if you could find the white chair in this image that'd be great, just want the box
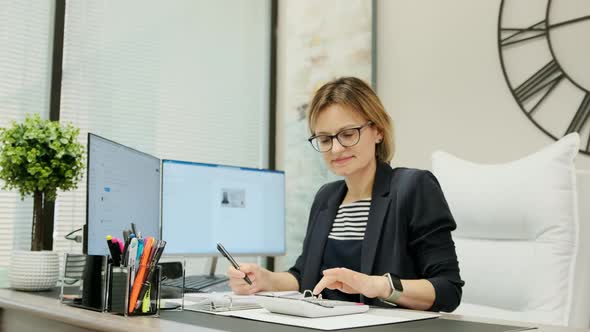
[570,170,590,327]
[432,133,590,327]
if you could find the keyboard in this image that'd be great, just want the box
[199,280,231,293]
[162,275,229,293]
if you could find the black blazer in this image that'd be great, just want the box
[288,162,464,312]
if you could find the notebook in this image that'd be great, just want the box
[182,291,261,313]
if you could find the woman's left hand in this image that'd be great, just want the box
[312,267,389,299]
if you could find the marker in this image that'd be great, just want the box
[113,237,124,253]
[106,235,121,266]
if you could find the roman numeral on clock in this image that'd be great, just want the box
[565,93,590,150]
[501,20,547,47]
[513,60,564,115]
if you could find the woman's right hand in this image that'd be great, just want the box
[227,263,271,295]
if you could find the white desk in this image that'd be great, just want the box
[0,288,587,332]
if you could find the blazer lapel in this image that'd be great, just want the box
[361,162,393,275]
[301,182,347,291]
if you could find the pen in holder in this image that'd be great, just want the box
[108,263,162,317]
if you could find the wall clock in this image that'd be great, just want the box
[498,0,590,155]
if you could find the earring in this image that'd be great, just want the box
[376,139,382,144]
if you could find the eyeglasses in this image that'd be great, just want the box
[308,122,373,152]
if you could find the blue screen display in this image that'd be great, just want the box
[161,160,285,255]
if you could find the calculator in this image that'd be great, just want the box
[255,294,369,318]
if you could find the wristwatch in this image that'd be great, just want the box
[379,273,403,305]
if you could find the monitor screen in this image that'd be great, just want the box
[85,134,161,255]
[161,160,285,256]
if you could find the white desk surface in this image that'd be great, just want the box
[0,288,588,332]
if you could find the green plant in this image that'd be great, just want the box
[0,114,85,251]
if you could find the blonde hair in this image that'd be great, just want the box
[307,77,395,163]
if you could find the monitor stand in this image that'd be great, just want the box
[208,256,218,278]
[206,257,228,282]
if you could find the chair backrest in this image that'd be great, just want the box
[432,134,588,327]
[59,253,87,302]
[569,170,590,328]
[63,253,86,283]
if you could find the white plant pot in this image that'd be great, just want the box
[9,250,59,291]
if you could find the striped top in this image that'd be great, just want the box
[328,199,371,241]
[321,198,371,302]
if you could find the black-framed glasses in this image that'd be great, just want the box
[308,122,373,152]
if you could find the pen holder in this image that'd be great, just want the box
[107,264,162,317]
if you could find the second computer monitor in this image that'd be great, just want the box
[161,160,285,256]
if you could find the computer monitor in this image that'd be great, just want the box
[85,134,161,255]
[161,159,285,256]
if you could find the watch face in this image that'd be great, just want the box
[390,273,403,292]
[499,0,590,155]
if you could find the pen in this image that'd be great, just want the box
[127,237,139,287]
[216,242,252,285]
[122,233,135,265]
[122,230,130,253]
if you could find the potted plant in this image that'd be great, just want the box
[0,114,84,291]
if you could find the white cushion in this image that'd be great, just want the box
[432,133,580,326]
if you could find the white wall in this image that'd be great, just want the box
[377,0,590,170]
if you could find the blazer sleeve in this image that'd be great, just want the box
[286,184,327,290]
[405,170,464,312]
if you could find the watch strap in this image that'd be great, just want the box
[379,273,403,305]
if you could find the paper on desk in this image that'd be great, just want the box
[224,308,440,330]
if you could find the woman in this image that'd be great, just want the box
[227,77,463,312]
